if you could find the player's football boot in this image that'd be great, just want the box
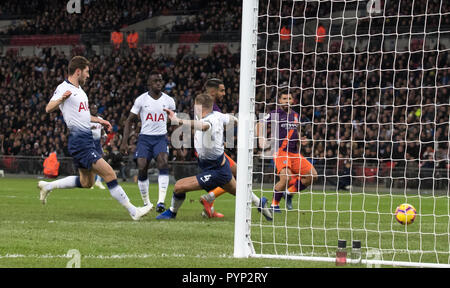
[156,208,177,220]
[156,202,166,213]
[38,181,51,205]
[199,196,214,218]
[258,197,273,221]
[94,180,106,190]
[201,209,224,218]
[210,206,224,218]
[212,211,224,218]
[131,203,153,221]
[283,192,294,210]
[270,205,282,213]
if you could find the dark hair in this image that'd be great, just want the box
[203,78,223,91]
[195,93,214,109]
[68,56,90,75]
[150,70,161,77]
[278,88,292,98]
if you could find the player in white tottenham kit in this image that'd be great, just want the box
[156,94,273,221]
[90,103,106,190]
[121,70,176,213]
[38,56,152,220]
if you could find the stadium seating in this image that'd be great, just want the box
[0,0,448,179]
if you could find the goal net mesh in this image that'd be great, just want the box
[248,0,450,266]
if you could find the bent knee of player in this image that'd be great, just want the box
[157,162,169,171]
[80,176,95,188]
[278,173,289,184]
[94,162,117,183]
[230,164,237,176]
[156,154,169,169]
[173,182,187,194]
[101,171,117,183]
[302,169,318,186]
[275,177,288,191]
[223,179,236,195]
[136,158,148,170]
[301,176,313,187]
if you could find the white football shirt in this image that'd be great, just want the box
[130,92,176,135]
[51,80,91,133]
[194,111,231,160]
[91,116,103,141]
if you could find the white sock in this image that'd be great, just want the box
[109,184,137,216]
[170,193,185,213]
[138,179,150,205]
[251,192,260,207]
[205,192,216,202]
[46,176,79,190]
[158,174,169,204]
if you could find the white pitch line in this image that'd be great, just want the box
[0,248,446,261]
[0,253,235,260]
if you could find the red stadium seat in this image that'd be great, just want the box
[364,167,378,183]
[178,33,201,43]
[10,35,81,46]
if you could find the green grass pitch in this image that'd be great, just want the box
[0,178,448,268]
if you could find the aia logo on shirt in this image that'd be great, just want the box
[78,101,89,112]
[146,113,165,122]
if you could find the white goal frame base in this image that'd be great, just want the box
[250,254,450,268]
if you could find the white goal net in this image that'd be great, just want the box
[235,0,450,267]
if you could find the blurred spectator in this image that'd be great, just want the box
[338,160,352,191]
[164,78,176,93]
[126,30,139,49]
[280,26,291,41]
[43,151,60,178]
[111,29,124,51]
[316,24,326,43]
[420,146,435,169]
[105,145,127,181]
[0,134,4,155]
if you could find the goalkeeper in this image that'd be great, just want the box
[256,90,318,211]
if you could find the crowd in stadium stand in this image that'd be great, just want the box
[0,0,243,36]
[256,38,449,170]
[253,0,450,175]
[0,1,40,18]
[169,0,241,33]
[0,0,203,35]
[0,44,240,164]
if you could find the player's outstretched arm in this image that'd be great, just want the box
[45,90,72,113]
[164,108,210,131]
[91,116,112,133]
[120,112,138,154]
[229,115,238,126]
[255,121,268,150]
[297,125,309,149]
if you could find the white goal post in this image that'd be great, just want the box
[234,0,259,259]
[235,0,450,268]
